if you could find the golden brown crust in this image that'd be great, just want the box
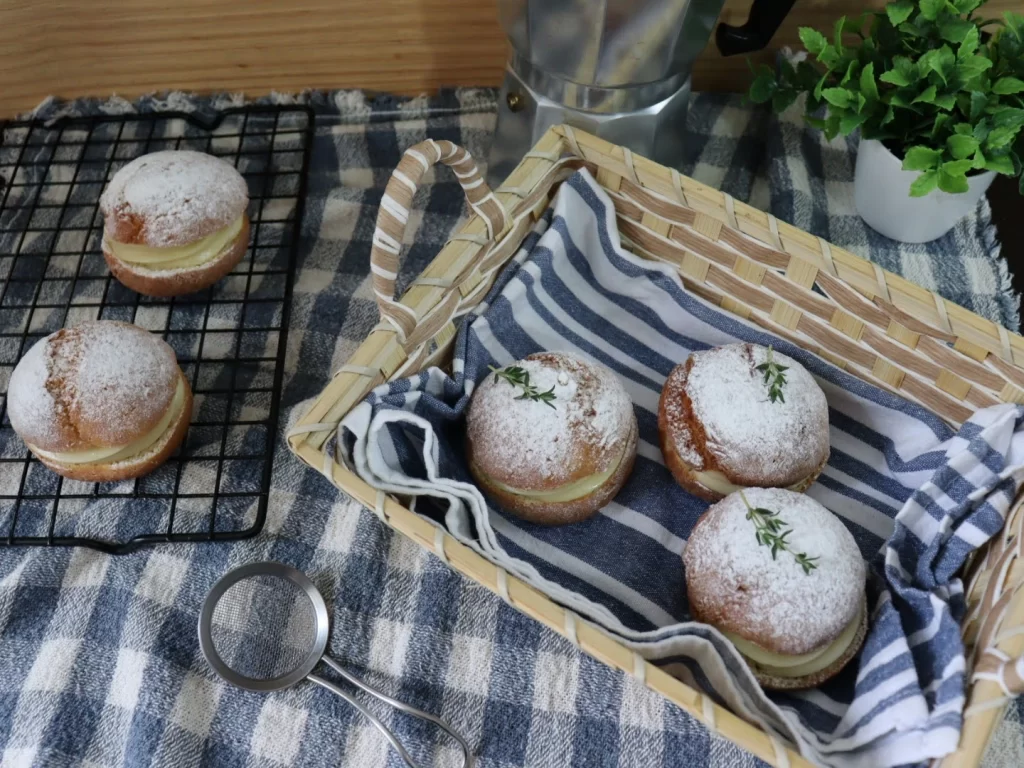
[32,372,193,482]
[748,599,868,691]
[470,418,638,525]
[103,216,249,297]
[467,352,633,492]
[8,321,180,452]
[658,353,828,500]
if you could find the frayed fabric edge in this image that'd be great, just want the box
[28,88,499,125]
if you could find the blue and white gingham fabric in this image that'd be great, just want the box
[1,88,1020,768]
[337,168,1024,768]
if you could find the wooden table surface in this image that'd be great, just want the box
[3,0,1020,117]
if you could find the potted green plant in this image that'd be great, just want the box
[749,0,1024,243]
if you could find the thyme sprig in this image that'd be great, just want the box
[489,365,557,409]
[755,344,789,404]
[738,491,819,575]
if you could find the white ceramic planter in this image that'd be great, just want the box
[853,138,996,243]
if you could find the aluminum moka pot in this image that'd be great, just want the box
[487,0,796,187]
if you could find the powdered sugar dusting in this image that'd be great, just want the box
[8,321,179,451]
[7,339,58,445]
[684,488,866,655]
[685,344,829,485]
[100,150,248,247]
[467,352,634,490]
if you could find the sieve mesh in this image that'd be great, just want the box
[209,573,318,681]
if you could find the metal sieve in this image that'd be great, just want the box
[198,561,472,767]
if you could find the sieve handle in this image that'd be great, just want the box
[319,654,473,767]
[307,672,417,767]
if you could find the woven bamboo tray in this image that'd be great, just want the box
[288,125,1024,768]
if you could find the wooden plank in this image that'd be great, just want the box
[1,0,1018,115]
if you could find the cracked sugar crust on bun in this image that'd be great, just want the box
[659,343,830,500]
[99,150,250,296]
[466,351,638,525]
[100,150,248,248]
[684,488,867,689]
[7,321,192,481]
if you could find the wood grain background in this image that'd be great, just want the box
[0,0,1018,117]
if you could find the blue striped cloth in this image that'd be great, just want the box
[336,169,1024,767]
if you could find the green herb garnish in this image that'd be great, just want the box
[739,491,819,575]
[755,345,789,404]
[489,365,557,409]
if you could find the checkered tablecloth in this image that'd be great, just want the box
[0,89,1020,768]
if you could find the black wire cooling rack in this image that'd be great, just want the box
[0,104,314,554]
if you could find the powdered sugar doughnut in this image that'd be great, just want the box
[466,352,638,525]
[658,343,829,501]
[7,321,192,481]
[100,150,249,297]
[684,488,867,689]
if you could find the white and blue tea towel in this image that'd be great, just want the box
[336,168,1024,767]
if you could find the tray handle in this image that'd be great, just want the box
[370,139,509,341]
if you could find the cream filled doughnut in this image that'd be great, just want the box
[684,488,868,689]
[658,343,830,501]
[100,150,249,297]
[466,352,638,525]
[7,321,193,481]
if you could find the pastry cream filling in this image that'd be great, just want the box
[481,441,629,503]
[694,469,808,497]
[106,214,244,270]
[725,606,864,679]
[29,379,186,465]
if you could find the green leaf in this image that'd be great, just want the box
[993,77,1024,95]
[818,45,841,69]
[841,111,871,134]
[954,122,973,136]
[973,120,991,143]
[750,72,776,104]
[931,113,951,140]
[890,91,923,111]
[772,90,799,113]
[957,55,994,83]
[970,91,988,122]
[938,170,970,194]
[948,134,979,159]
[903,146,944,171]
[1005,12,1024,41]
[953,0,983,12]
[814,73,828,101]
[799,27,827,56]
[881,105,896,126]
[972,148,987,169]
[942,159,973,177]
[824,114,842,141]
[834,16,847,54]
[840,59,858,86]
[959,24,980,58]
[920,0,945,21]
[987,126,1017,150]
[822,88,854,108]
[922,46,956,85]
[886,0,914,26]
[880,69,911,87]
[913,85,938,104]
[985,154,1016,174]
[900,21,924,39]
[992,108,1024,129]
[933,93,957,110]
[860,62,880,102]
[1019,172,1024,196]
[940,18,975,45]
[910,170,940,197]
